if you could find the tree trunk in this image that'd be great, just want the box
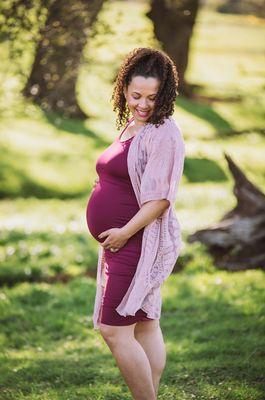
[146,0,200,96]
[218,0,265,18]
[187,153,265,271]
[23,0,105,119]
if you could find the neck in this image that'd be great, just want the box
[132,117,147,130]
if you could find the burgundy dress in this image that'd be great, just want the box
[86,123,153,326]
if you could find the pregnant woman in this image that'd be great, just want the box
[86,47,185,400]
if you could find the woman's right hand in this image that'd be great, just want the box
[93,177,99,189]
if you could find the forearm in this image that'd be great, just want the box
[121,199,169,240]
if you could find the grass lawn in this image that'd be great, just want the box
[0,1,264,399]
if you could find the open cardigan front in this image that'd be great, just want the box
[92,116,185,330]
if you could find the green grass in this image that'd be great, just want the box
[0,0,264,398]
[0,263,264,399]
[0,227,97,286]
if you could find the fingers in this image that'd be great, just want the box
[98,231,109,239]
[92,177,99,189]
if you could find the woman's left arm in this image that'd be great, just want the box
[98,200,169,249]
[122,126,185,239]
[121,199,169,239]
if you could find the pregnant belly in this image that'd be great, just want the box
[86,182,141,243]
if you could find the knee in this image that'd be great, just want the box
[99,324,118,345]
[152,358,166,379]
[157,357,166,374]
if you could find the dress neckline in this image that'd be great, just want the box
[117,117,147,143]
[117,117,135,143]
[118,135,134,143]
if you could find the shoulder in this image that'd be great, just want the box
[148,116,184,147]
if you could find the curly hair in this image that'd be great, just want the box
[110,47,179,130]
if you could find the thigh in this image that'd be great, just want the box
[101,238,153,326]
[99,322,136,340]
[104,233,142,277]
[135,319,160,336]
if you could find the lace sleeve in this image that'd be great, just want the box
[140,122,185,210]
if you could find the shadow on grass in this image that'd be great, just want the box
[43,111,110,148]
[0,109,112,199]
[177,95,233,137]
[0,147,91,199]
[0,137,229,201]
[184,157,228,183]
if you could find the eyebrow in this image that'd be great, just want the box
[132,91,157,96]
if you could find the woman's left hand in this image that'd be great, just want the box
[98,228,129,251]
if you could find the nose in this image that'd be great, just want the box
[138,99,148,109]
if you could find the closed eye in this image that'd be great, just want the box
[132,96,156,101]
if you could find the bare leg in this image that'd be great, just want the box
[100,323,156,400]
[134,320,166,398]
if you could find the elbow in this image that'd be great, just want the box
[161,199,170,209]
[164,199,170,209]
[157,199,170,218]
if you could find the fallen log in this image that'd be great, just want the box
[187,153,265,271]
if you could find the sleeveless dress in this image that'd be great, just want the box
[86,123,153,326]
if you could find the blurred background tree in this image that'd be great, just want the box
[147,0,200,96]
[218,0,265,18]
[0,0,106,118]
[1,0,204,116]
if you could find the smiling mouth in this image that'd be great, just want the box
[136,109,149,116]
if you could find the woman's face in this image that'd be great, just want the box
[123,75,160,123]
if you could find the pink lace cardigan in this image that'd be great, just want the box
[92,115,185,330]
